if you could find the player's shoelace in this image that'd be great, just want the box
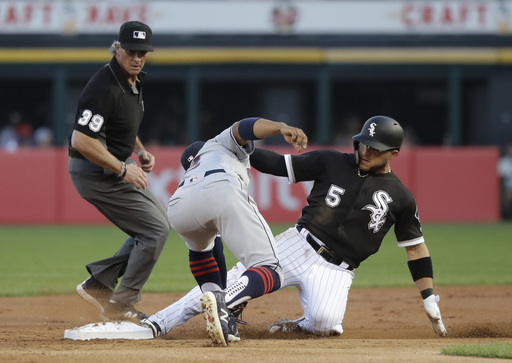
[230,302,247,325]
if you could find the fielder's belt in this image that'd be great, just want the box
[296,225,354,270]
[177,168,226,188]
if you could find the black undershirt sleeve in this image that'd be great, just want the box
[250,148,288,177]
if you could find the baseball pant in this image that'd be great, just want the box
[168,172,281,272]
[69,157,170,305]
[151,227,354,336]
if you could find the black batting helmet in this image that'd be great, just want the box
[180,141,205,170]
[352,116,404,152]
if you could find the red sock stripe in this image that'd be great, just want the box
[189,256,215,267]
[257,267,270,293]
[250,267,274,294]
[250,268,268,293]
[193,267,220,277]
[262,267,275,294]
[189,256,219,278]
[190,261,218,272]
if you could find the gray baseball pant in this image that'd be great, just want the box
[69,157,170,305]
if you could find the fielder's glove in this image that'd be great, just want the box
[423,294,447,337]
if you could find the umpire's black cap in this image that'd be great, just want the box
[118,21,154,52]
[180,141,205,170]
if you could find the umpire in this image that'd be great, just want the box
[68,21,170,322]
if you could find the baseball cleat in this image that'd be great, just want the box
[226,301,247,342]
[141,318,162,338]
[227,313,241,343]
[101,300,149,323]
[201,291,232,346]
[230,301,247,324]
[76,276,113,312]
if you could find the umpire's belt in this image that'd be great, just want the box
[296,225,354,270]
[68,147,86,159]
[178,168,225,188]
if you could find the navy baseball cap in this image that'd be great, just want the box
[118,21,154,52]
[180,141,205,170]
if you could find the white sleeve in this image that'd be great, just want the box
[397,236,425,248]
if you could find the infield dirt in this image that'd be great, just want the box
[1,285,511,362]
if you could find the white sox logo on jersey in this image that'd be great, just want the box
[362,190,393,233]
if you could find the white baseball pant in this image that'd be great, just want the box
[150,227,354,336]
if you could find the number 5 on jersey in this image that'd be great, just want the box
[325,184,345,208]
[78,109,104,133]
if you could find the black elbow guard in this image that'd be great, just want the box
[407,256,433,282]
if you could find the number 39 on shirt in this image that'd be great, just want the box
[78,109,104,132]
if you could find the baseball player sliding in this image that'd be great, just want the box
[145,117,307,346]
[142,115,447,341]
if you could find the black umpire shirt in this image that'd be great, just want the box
[70,56,146,161]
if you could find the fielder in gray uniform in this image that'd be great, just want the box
[146,117,307,346]
[68,21,170,322]
[142,116,447,339]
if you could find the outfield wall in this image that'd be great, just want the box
[0,146,500,224]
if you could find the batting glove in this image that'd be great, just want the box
[423,294,447,337]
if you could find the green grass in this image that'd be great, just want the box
[0,222,511,297]
[354,221,512,288]
[442,343,512,359]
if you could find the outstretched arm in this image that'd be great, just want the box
[406,243,447,337]
[232,117,308,152]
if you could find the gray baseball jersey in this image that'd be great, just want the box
[167,126,280,271]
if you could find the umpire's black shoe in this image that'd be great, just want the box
[101,300,149,324]
[76,276,113,312]
[201,291,233,346]
[141,318,162,338]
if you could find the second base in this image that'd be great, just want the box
[64,321,153,340]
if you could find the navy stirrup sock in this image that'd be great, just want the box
[224,266,281,308]
[189,249,223,292]
[212,236,227,289]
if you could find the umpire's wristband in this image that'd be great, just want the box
[118,161,127,178]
